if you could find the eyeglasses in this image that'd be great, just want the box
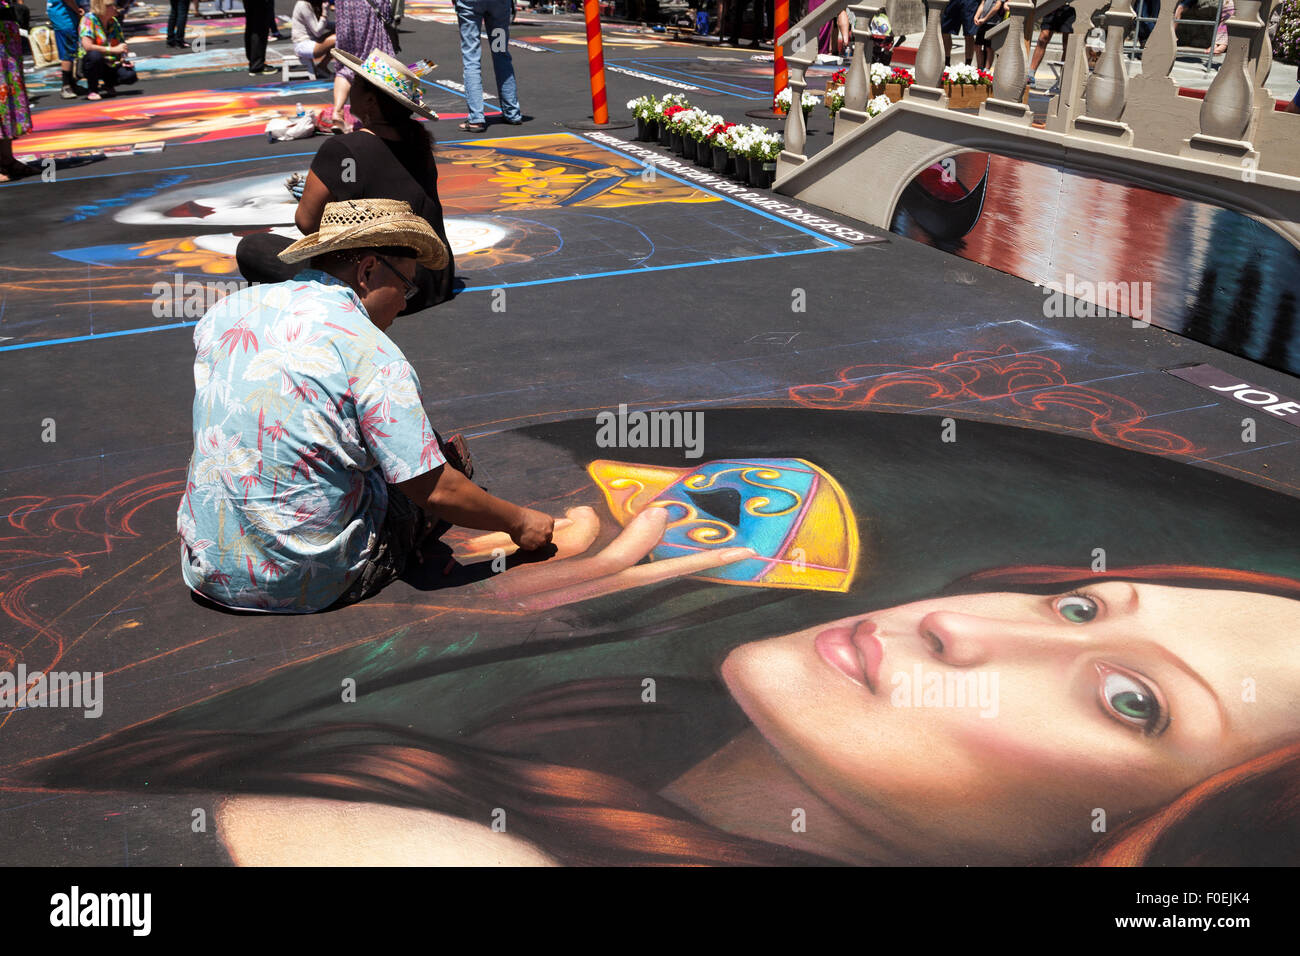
[374,255,419,302]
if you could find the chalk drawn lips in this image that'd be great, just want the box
[815,619,882,694]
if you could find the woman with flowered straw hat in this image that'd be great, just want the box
[236,49,456,310]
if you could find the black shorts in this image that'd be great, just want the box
[941,0,978,35]
[973,20,997,45]
[1041,4,1076,33]
[328,484,437,609]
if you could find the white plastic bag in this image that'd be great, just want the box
[265,112,318,142]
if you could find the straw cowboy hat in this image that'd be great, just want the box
[278,198,449,269]
[332,49,439,121]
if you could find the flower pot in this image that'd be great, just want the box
[884,83,906,102]
[944,82,989,110]
[728,152,744,182]
[658,121,671,146]
[669,131,682,154]
[676,133,691,157]
[635,117,649,141]
[746,156,763,186]
[695,137,711,166]
[871,81,886,97]
[755,161,775,189]
[711,144,730,174]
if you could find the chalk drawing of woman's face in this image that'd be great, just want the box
[115,174,301,227]
[721,583,1300,864]
[115,173,511,258]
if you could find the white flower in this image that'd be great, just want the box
[870,61,891,85]
[943,63,980,84]
[243,316,341,385]
[368,361,422,409]
[866,94,893,117]
[193,425,259,491]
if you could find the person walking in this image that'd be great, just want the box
[244,0,278,74]
[454,0,522,132]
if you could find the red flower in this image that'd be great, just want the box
[218,320,259,356]
[831,68,848,86]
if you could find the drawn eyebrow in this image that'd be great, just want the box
[1145,642,1228,734]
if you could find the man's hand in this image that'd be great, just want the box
[510,507,554,551]
[398,464,558,552]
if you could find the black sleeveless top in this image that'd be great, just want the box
[312,130,456,307]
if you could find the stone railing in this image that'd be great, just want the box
[778,0,1298,180]
[775,1,845,166]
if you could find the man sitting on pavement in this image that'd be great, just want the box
[177,198,554,613]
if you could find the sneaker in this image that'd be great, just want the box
[61,84,80,99]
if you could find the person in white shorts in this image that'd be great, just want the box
[291,0,334,75]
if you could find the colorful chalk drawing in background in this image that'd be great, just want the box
[1,134,843,347]
[892,152,1300,378]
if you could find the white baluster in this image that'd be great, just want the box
[837,3,880,128]
[1073,0,1136,140]
[910,0,948,101]
[1183,0,1264,162]
[982,0,1032,118]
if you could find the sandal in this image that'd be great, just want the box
[458,121,486,132]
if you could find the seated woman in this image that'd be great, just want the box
[77,0,137,101]
[235,49,456,311]
[291,0,335,77]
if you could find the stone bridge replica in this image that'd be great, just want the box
[773,0,1300,250]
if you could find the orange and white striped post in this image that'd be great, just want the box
[774,0,789,101]
[583,0,609,125]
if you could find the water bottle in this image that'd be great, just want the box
[296,102,305,118]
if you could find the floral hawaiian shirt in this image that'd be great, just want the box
[76,12,125,64]
[178,270,445,612]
